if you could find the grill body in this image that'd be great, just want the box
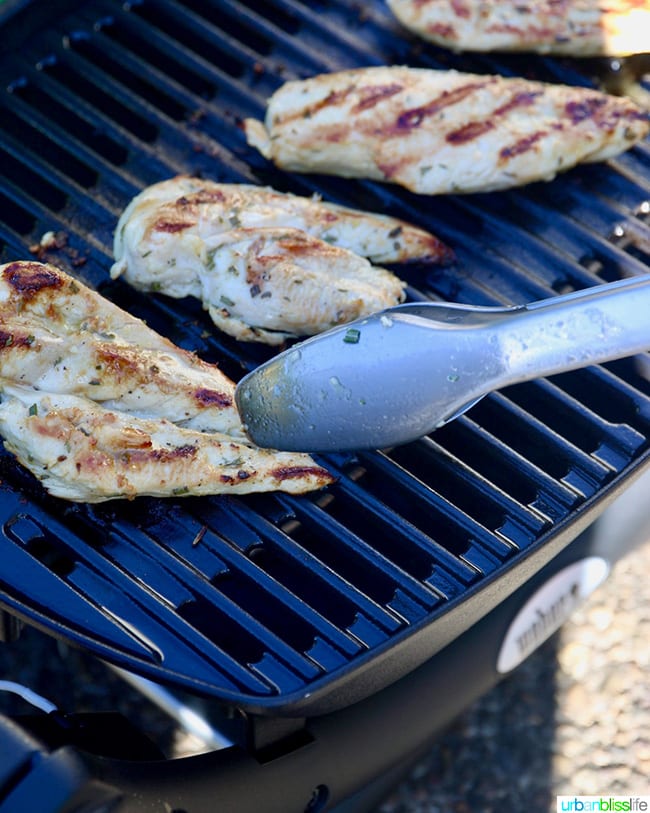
[0,1,648,807]
[0,0,649,715]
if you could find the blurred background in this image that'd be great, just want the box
[378,541,650,813]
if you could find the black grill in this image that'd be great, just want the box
[0,0,649,715]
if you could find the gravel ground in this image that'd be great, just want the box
[0,542,647,812]
[377,542,650,812]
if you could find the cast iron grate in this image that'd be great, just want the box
[0,0,648,711]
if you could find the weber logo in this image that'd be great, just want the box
[515,581,582,658]
[496,557,610,673]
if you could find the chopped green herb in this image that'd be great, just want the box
[343,328,361,344]
[172,486,190,496]
[206,248,218,271]
[220,295,235,307]
[28,403,38,416]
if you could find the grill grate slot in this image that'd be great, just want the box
[0,188,36,239]
[274,497,440,622]
[428,418,582,523]
[464,394,617,499]
[0,141,68,213]
[132,507,364,660]
[0,0,648,709]
[506,379,646,470]
[0,104,97,190]
[318,471,477,595]
[339,453,509,573]
[71,31,191,122]
[8,79,131,170]
[135,0,276,68]
[43,55,159,143]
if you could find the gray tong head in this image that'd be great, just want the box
[235,274,650,452]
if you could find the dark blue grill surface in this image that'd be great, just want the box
[0,0,648,713]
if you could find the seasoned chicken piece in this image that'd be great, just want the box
[176,227,406,344]
[0,260,243,437]
[387,0,650,58]
[243,66,650,195]
[111,175,451,344]
[0,385,333,503]
[0,261,334,501]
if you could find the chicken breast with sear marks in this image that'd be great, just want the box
[111,175,452,345]
[244,66,649,195]
[0,259,243,437]
[0,261,334,502]
[387,0,650,57]
[0,386,333,503]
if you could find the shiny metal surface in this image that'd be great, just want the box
[236,274,650,451]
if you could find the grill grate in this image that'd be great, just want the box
[0,0,648,713]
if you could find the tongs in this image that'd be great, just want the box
[235,274,650,452]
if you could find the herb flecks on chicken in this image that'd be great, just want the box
[244,66,649,196]
[387,0,650,58]
[111,176,452,345]
[0,261,333,502]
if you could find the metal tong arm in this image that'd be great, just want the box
[235,275,650,452]
[490,272,650,382]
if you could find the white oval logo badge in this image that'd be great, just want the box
[496,556,610,674]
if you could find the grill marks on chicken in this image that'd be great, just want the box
[243,66,649,195]
[0,387,332,503]
[0,260,242,437]
[387,0,650,57]
[197,227,407,344]
[0,261,333,502]
[111,176,451,345]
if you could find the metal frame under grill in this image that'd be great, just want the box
[0,0,648,719]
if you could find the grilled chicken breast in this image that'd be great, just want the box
[0,386,333,503]
[0,259,243,437]
[111,175,451,344]
[0,261,333,501]
[243,66,650,195]
[387,0,650,57]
